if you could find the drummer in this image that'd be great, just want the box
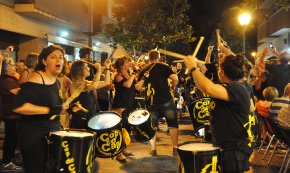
[112,55,145,162]
[12,45,67,173]
[69,59,111,129]
[138,50,179,156]
[184,44,253,173]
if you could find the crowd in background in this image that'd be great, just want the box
[0,42,289,172]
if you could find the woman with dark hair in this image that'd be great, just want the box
[69,59,111,129]
[19,52,39,84]
[12,45,66,173]
[184,44,253,173]
[112,55,145,161]
[0,58,22,171]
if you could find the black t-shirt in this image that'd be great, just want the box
[139,63,174,104]
[112,74,136,109]
[266,64,290,97]
[211,82,251,153]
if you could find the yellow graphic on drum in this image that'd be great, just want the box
[193,98,215,123]
[201,155,218,173]
[86,142,94,173]
[96,129,122,157]
[62,141,76,173]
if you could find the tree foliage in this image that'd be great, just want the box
[102,0,195,53]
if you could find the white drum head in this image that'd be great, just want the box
[51,130,94,137]
[128,109,150,125]
[88,113,121,130]
[179,143,218,152]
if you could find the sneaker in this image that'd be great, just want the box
[0,162,23,172]
[173,148,178,156]
[150,150,157,157]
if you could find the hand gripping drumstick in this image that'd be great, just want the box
[185,36,204,74]
[50,85,86,120]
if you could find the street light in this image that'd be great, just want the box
[238,13,251,54]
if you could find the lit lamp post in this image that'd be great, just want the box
[238,13,251,54]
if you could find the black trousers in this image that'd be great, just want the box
[3,119,18,163]
[18,119,60,173]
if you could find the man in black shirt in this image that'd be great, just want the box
[139,50,179,156]
[258,48,290,97]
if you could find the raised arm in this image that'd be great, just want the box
[184,56,229,101]
[257,48,268,72]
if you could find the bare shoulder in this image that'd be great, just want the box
[115,74,124,82]
[26,71,44,84]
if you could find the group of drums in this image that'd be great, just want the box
[48,96,224,173]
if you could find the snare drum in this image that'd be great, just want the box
[177,142,222,173]
[49,129,95,173]
[133,96,146,109]
[87,111,125,158]
[128,109,156,141]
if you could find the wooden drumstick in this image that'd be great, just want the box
[79,59,95,66]
[185,36,204,74]
[159,49,185,59]
[192,36,205,58]
[216,29,221,45]
[50,85,86,120]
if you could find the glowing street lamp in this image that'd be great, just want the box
[238,13,251,54]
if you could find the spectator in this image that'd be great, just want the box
[269,83,290,120]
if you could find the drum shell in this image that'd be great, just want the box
[177,142,222,173]
[88,112,125,158]
[189,97,215,140]
[49,129,95,173]
[128,109,156,142]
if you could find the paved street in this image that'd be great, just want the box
[0,114,287,173]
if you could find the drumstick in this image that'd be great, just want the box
[159,49,185,59]
[79,59,95,66]
[50,85,86,120]
[216,29,221,45]
[192,36,204,58]
[172,60,185,63]
[185,36,204,74]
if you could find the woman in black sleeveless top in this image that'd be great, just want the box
[112,55,145,161]
[12,45,66,173]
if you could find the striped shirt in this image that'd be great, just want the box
[277,105,290,129]
[269,96,290,119]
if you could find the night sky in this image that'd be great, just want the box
[187,0,256,57]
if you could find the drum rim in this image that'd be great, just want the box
[177,141,220,152]
[128,109,150,124]
[87,111,121,130]
[50,129,96,136]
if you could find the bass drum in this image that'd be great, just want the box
[177,142,222,173]
[128,109,156,142]
[88,111,125,158]
[48,129,95,173]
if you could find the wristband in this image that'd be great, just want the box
[49,105,62,116]
[189,67,198,73]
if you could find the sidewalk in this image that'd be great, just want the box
[94,116,197,173]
